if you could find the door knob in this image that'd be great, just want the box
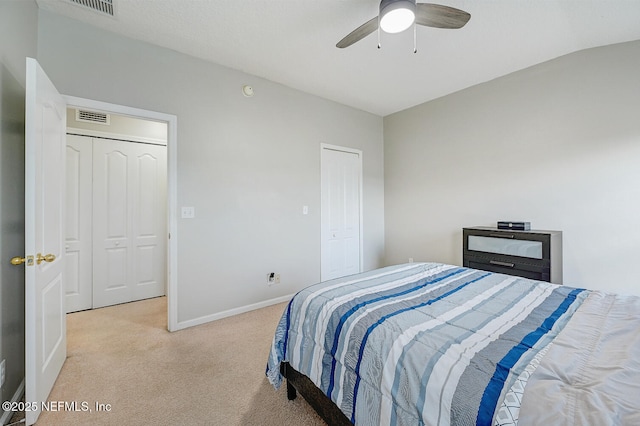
[10,255,34,266]
[36,253,56,265]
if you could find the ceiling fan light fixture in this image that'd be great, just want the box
[379,0,416,34]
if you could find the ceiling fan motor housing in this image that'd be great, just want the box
[379,0,417,33]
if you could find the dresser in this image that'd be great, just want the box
[462,227,562,284]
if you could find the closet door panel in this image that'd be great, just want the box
[93,140,132,308]
[105,246,128,289]
[64,135,92,313]
[105,150,128,240]
[132,145,167,300]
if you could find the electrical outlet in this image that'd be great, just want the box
[267,272,280,285]
[1,359,6,387]
[409,258,414,263]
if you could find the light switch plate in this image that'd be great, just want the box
[181,206,195,219]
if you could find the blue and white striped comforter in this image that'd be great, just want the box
[266,262,589,425]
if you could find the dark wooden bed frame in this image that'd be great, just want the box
[280,362,352,425]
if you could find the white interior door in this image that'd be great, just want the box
[92,138,167,308]
[25,57,67,425]
[321,145,362,281]
[65,134,93,312]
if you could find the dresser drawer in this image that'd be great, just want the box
[464,256,550,282]
[467,235,543,260]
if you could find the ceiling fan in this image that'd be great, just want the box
[337,0,471,49]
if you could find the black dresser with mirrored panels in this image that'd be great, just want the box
[462,227,562,284]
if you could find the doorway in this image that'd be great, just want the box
[65,110,168,312]
[320,144,363,281]
[64,95,178,331]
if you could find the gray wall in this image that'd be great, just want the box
[384,40,640,295]
[0,0,38,418]
[36,11,385,324]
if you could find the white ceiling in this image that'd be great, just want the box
[36,0,640,116]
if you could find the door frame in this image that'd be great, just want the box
[320,143,364,281]
[64,95,179,331]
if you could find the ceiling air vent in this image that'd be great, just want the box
[69,0,114,17]
[76,109,110,125]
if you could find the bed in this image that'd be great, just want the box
[266,262,640,425]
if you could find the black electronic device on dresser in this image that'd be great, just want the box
[463,227,562,284]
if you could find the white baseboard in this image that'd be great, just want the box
[1,378,25,425]
[172,294,294,331]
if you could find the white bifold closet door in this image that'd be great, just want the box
[65,135,93,312]
[92,138,166,308]
[65,135,167,312]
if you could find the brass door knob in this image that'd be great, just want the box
[10,256,26,265]
[36,253,56,265]
[10,255,35,266]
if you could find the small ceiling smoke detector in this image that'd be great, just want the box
[242,85,254,97]
[69,0,114,17]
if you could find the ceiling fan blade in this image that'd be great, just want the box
[415,3,471,29]
[336,16,378,48]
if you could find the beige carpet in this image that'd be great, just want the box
[35,297,326,425]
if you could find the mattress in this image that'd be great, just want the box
[266,262,640,425]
